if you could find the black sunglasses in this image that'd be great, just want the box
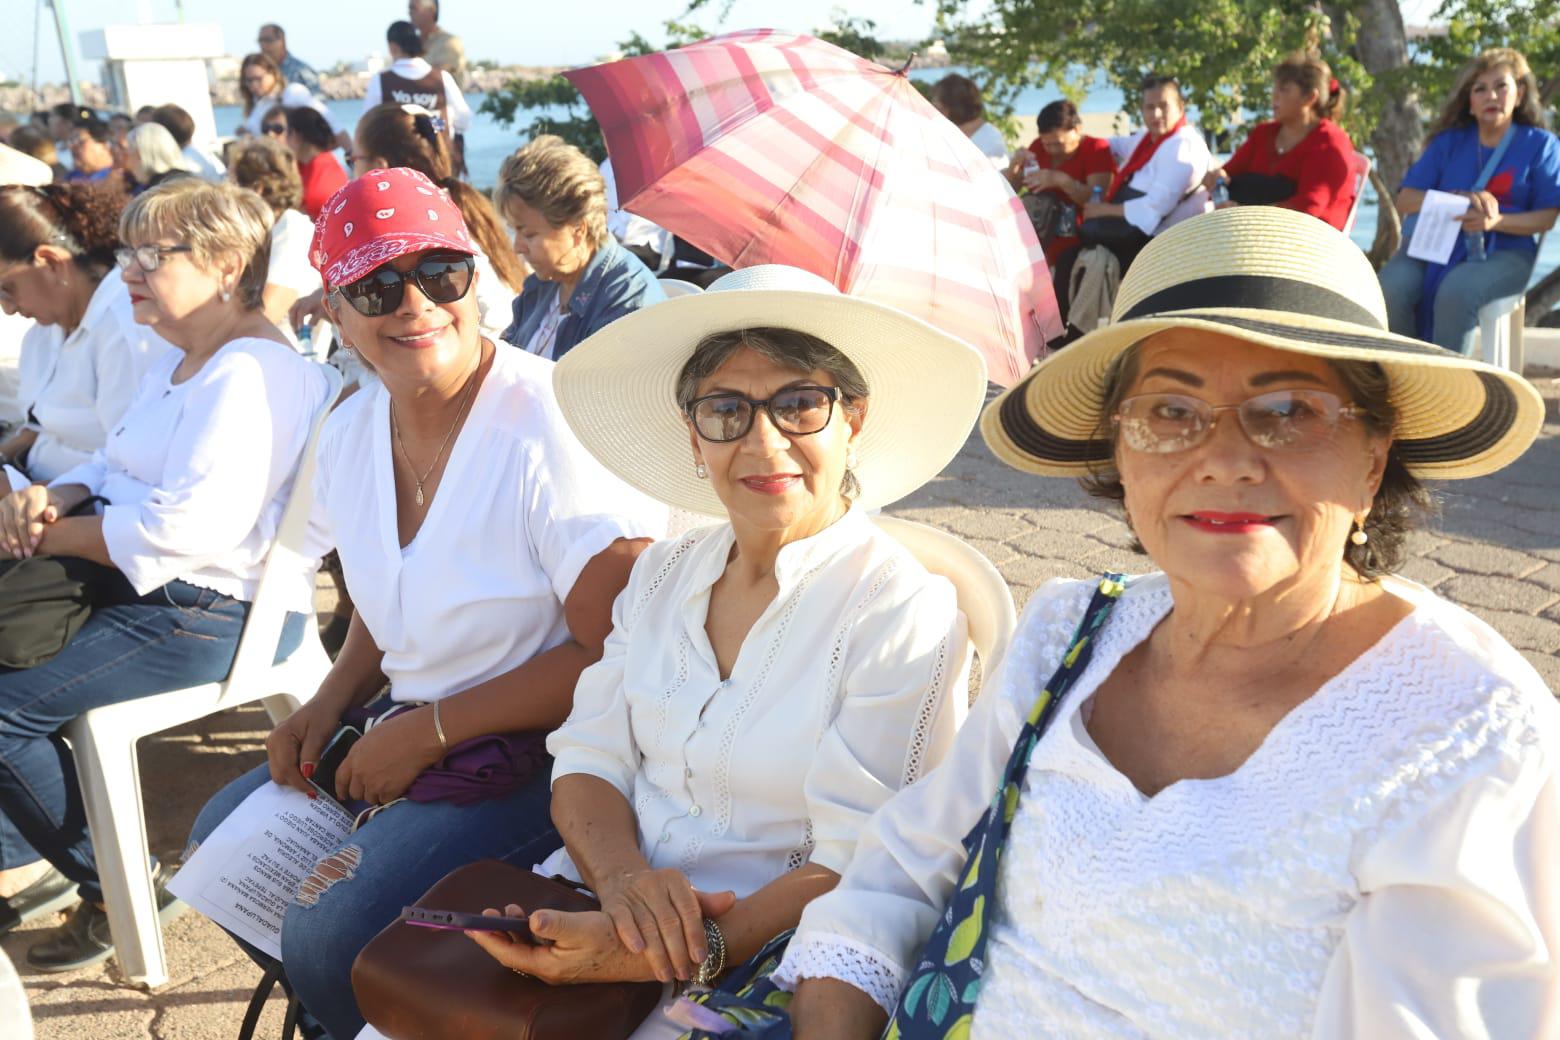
[332,254,475,316]
[686,385,843,443]
[261,122,287,136]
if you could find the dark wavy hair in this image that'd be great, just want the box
[1079,342,1434,580]
[0,182,126,276]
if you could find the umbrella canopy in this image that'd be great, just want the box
[564,29,1062,386]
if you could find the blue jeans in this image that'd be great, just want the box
[1378,248,1533,355]
[0,577,305,903]
[189,757,561,1040]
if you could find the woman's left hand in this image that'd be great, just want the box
[1460,190,1502,232]
[333,706,445,805]
[466,906,658,985]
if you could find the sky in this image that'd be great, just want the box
[4,0,948,86]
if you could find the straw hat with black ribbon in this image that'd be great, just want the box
[553,264,989,517]
[983,206,1545,481]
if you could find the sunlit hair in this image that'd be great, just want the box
[119,179,274,310]
[127,122,193,180]
[931,73,984,124]
[228,137,303,216]
[492,134,609,249]
[1273,52,1345,121]
[1429,48,1547,137]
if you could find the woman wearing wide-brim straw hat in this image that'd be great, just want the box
[779,207,1560,1040]
[463,265,987,1040]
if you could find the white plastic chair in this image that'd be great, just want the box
[1341,152,1372,235]
[874,516,1018,696]
[658,279,705,298]
[1478,233,1545,373]
[65,363,343,988]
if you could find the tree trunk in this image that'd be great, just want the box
[1526,264,1560,326]
[1349,0,1425,269]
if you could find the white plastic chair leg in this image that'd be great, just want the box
[1511,298,1527,374]
[261,693,302,727]
[68,719,167,987]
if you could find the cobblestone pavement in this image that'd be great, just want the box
[12,376,1559,1039]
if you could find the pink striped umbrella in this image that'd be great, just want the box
[564,29,1062,386]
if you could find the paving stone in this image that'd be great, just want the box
[1526,563,1560,594]
[1439,574,1558,615]
[1428,541,1546,578]
[1395,556,1456,589]
[1521,651,1560,693]
[1003,529,1111,562]
[1468,608,1560,654]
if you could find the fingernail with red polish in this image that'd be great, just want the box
[300,762,315,778]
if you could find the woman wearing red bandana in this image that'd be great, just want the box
[1378,48,1560,355]
[1203,53,1360,231]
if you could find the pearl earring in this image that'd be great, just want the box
[694,462,708,479]
[1350,514,1369,546]
[846,447,859,469]
[220,289,232,303]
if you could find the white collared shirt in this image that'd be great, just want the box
[306,346,667,703]
[968,121,1010,170]
[17,270,173,483]
[1109,124,1213,235]
[540,510,970,898]
[181,143,227,183]
[777,574,1560,1038]
[361,58,473,134]
[51,336,332,608]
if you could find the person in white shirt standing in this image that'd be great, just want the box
[930,73,1009,170]
[187,169,667,1040]
[362,21,473,174]
[0,178,332,973]
[460,265,988,1040]
[0,184,173,492]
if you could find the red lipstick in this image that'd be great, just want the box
[1182,511,1276,534]
[740,474,800,495]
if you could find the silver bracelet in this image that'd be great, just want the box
[431,699,449,753]
[692,917,727,987]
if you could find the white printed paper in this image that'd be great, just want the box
[169,782,352,960]
[1406,189,1472,265]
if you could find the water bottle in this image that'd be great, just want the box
[1090,185,1104,204]
[296,315,317,359]
[1020,152,1040,189]
[1465,230,1486,262]
[1212,180,1230,206]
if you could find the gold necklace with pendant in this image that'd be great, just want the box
[390,356,482,507]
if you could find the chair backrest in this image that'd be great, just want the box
[1341,152,1371,235]
[873,516,1017,687]
[222,362,343,703]
[658,279,704,298]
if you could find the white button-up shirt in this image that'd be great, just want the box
[778,574,1560,1038]
[1109,124,1213,235]
[540,509,970,898]
[51,337,332,608]
[15,270,172,482]
[307,346,667,703]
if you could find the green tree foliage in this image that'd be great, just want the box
[1411,0,1560,108]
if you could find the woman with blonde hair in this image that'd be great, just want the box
[227,136,319,331]
[1203,52,1358,229]
[494,134,663,360]
[123,121,194,194]
[1378,47,1560,353]
[0,177,332,972]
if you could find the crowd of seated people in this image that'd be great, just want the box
[0,27,1555,1040]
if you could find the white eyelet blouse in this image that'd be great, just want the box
[540,509,971,898]
[776,573,1560,1039]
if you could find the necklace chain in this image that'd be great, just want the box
[389,355,483,507]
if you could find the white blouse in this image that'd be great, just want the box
[50,337,332,610]
[1108,126,1213,235]
[968,121,1010,170]
[13,270,172,482]
[539,509,970,898]
[778,573,1560,1039]
[268,209,321,298]
[306,346,667,703]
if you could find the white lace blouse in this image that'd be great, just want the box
[777,573,1560,1038]
[540,509,970,898]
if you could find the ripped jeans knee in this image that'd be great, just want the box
[295,843,363,908]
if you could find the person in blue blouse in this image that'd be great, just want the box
[1378,48,1560,355]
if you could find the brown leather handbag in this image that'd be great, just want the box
[351,859,664,1040]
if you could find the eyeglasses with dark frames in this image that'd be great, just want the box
[261,122,287,136]
[686,385,843,443]
[115,244,193,274]
[331,254,476,317]
[1113,389,1366,454]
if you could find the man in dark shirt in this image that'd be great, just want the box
[257,24,322,93]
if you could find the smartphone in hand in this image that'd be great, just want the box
[400,906,538,943]
[309,725,361,806]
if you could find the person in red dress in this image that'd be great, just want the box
[281,106,348,221]
[1008,100,1118,267]
[1204,53,1360,231]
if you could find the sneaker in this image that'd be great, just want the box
[0,867,78,935]
[25,864,185,973]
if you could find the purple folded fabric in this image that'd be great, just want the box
[342,699,551,807]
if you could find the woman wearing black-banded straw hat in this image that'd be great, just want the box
[780,207,1558,1040]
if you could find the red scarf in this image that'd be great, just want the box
[1106,115,1187,202]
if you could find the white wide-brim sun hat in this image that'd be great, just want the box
[0,143,52,188]
[983,206,1546,481]
[553,265,990,517]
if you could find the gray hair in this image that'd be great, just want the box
[128,122,193,179]
[676,326,870,499]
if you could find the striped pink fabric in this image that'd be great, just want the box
[565,29,1062,386]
